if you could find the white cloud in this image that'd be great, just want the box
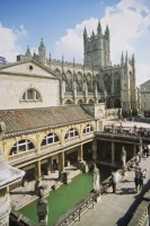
[53,0,150,85]
[0,23,27,62]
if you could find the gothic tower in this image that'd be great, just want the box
[38,38,46,64]
[83,21,111,68]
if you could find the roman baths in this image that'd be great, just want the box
[0,17,149,226]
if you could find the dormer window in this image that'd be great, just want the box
[22,88,42,102]
[29,65,33,71]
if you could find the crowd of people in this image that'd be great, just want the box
[104,124,150,138]
[111,145,149,194]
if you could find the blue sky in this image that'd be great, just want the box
[0,0,150,85]
[0,0,118,49]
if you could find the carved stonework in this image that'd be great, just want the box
[0,194,11,226]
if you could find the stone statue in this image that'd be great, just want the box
[92,163,101,194]
[37,192,48,226]
[121,146,127,171]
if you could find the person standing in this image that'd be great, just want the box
[134,168,140,193]
[139,168,145,191]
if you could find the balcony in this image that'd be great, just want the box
[9,149,37,166]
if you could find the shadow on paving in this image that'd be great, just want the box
[116,179,150,226]
[10,190,35,195]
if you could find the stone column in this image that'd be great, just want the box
[78,144,84,161]
[111,142,115,164]
[133,144,137,157]
[47,158,52,175]
[59,152,65,171]
[0,191,11,226]
[92,141,97,161]
[36,161,41,179]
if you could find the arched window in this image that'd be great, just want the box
[83,124,93,135]
[41,133,59,146]
[76,72,83,92]
[65,99,73,105]
[54,68,61,77]
[88,99,94,104]
[77,99,83,105]
[65,128,79,141]
[65,71,73,92]
[22,88,42,102]
[10,139,34,155]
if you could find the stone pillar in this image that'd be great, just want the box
[92,141,97,161]
[36,161,41,179]
[73,81,77,104]
[47,158,52,175]
[133,144,137,157]
[78,144,84,161]
[0,191,11,226]
[36,134,41,155]
[59,152,65,171]
[111,142,115,164]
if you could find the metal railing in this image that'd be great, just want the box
[54,192,97,226]
[102,125,150,138]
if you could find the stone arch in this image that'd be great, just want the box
[77,99,84,105]
[41,132,60,146]
[86,72,93,92]
[64,127,79,140]
[21,87,42,102]
[88,99,95,104]
[114,98,121,108]
[103,73,112,95]
[83,123,94,134]
[114,73,121,95]
[65,70,73,92]
[64,99,73,105]
[76,71,83,92]
[54,68,61,77]
[9,139,35,156]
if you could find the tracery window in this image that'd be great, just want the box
[22,88,42,102]
[64,128,79,141]
[83,124,93,135]
[10,139,34,155]
[41,133,59,146]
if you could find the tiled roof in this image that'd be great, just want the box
[0,105,94,137]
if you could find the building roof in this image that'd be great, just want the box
[0,153,24,188]
[0,58,58,79]
[0,105,94,137]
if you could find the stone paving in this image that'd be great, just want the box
[74,156,150,226]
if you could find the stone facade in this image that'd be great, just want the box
[140,80,150,116]
[83,22,111,68]
[16,22,137,114]
[0,60,60,110]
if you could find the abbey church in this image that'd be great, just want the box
[0,21,138,191]
[15,21,137,114]
[0,21,139,226]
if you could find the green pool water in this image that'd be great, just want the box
[19,173,93,226]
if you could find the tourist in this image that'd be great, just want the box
[134,168,140,193]
[139,168,147,191]
[139,168,144,191]
[143,145,149,158]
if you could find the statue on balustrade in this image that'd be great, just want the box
[92,163,101,202]
[37,189,48,226]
